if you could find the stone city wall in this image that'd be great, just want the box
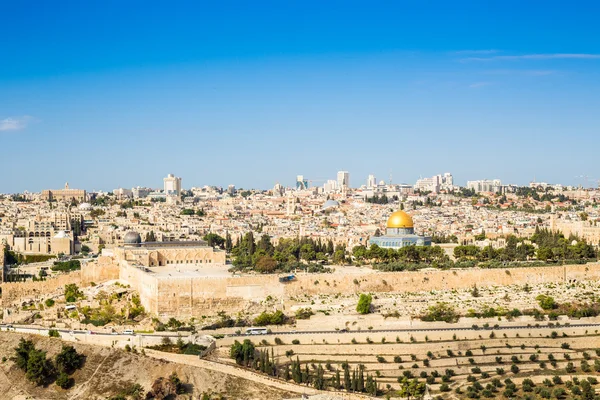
[80,256,120,285]
[144,263,600,318]
[119,262,159,315]
[0,257,119,308]
[4,261,600,318]
[1,271,82,307]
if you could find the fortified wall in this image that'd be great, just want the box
[123,262,600,318]
[0,256,119,308]
[0,271,82,307]
[3,260,600,318]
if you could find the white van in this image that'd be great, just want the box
[245,328,268,335]
[65,305,77,311]
[123,329,135,335]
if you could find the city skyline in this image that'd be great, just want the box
[7,169,599,195]
[2,1,600,192]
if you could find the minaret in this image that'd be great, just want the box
[286,192,294,216]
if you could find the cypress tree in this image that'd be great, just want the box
[358,364,365,392]
[344,365,351,391]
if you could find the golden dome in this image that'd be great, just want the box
[386,210,414,229]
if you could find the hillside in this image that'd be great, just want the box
[0,332,294,399]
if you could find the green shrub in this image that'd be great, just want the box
[55,372,73,389]
[356,294,372,314]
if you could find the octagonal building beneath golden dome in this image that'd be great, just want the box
[369,210,431,249]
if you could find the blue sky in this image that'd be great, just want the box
[2,1,600,192]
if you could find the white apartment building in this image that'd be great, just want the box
[414,173,454,193]
[467,179,502,193]
[337,171,350,189]
[367,174,377,189]
[163,174,182,196]
[113,188,133,199]
[132,186,152,199]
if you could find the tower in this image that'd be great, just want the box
[337,171,349,190]
[163,174,182,196]
[286,192,295,216]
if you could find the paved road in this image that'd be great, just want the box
[228,322,600,337]
[0,324,192,341]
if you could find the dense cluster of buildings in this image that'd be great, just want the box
[1,171,599,267]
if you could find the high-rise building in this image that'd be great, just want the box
[337,171,350,189]
[132,186,152,199]
[367,174,377,189]
[163,174,182,196]
[296,175,308,190]
[467,179,502,193]
[323,180,338,193]
[414,173,454,193]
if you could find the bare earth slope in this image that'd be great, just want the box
[0,332,294,400]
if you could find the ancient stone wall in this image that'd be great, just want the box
[80,256,120,285]
[144,263,600,318]
[0,245,4,283]
[4,260,600,319]
[119,263,159,315]
[0,271,82,307]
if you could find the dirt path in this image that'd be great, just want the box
[67,353,111,400]
[144,350,373,399]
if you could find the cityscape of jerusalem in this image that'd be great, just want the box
[3,2,600,400]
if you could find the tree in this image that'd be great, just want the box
[255,255,277,273]
[230,340,256,367]
[56,372,73,389]
[421,302,459,323]
[225,232,233,252]
[398,377,426,399]
[64,284,83,303]
[55,345,84,374]
[14,338,36,371]
[356,294,372,315]
[203,233,225,249]
[145,231,156,242]
[536,294,556,310]
[26,349,54,385]
[299,244,316,262]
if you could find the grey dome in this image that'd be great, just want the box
[123,231,142,245]
[322,200,340,210]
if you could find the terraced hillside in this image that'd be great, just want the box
[214,324,600,399]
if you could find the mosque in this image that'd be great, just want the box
[368,210,431,249]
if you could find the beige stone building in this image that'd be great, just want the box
[42,182,87,203]
[8,212,76,255]
[112,231,226,267]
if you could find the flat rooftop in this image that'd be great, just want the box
[129,262,232,278]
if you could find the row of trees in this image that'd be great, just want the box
[15,339,84,388]
[353,244,449,266]
[230,340,379,395]
[454,229,597,263]
[365,194,399,204]
[230,233,342,273]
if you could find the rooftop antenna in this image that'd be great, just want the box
[389,170,393,185]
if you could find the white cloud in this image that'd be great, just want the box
[462,53,600,62]
[0,116,33,132]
